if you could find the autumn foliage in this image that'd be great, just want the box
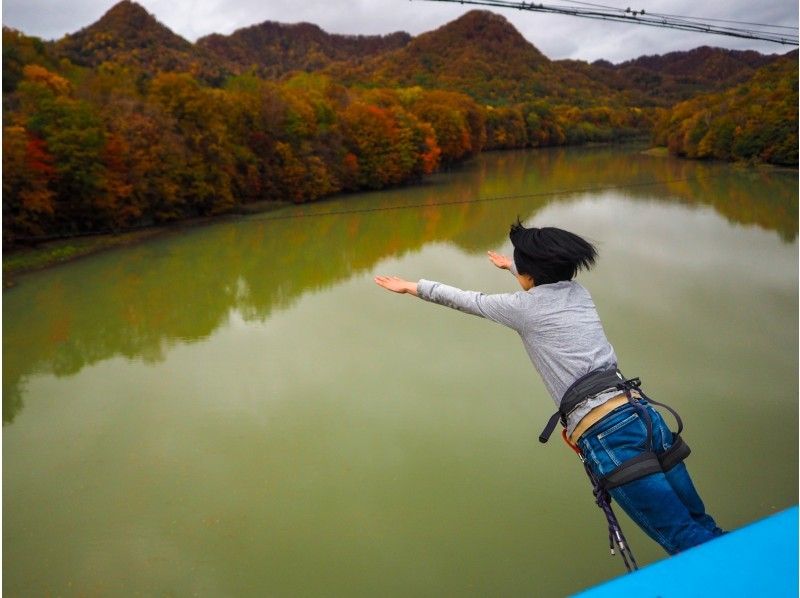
[2,3,796,247]
[2,57,450,244]
[652,55,798,165]
[2,28,649,246]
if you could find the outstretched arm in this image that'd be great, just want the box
[374,253,515,295]
[374,275,418,296]
[487,251,518,276]
[373,274,523,330]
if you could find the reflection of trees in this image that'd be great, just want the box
[4,146,796,423]
[443,146,798,247]
[661,167,797,243]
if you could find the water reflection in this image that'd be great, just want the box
[3,146,797,423]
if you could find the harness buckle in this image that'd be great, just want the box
[619,377,641,390]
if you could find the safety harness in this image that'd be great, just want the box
[540,369,691,572]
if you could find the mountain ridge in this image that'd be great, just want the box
[325,10,558,104]
[41,0,785,105]
[53,0,227,83]
[196,20,412,79]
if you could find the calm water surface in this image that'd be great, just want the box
[4,145,798,596]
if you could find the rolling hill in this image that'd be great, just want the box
[44,1,783,108]
[53,0,227,83]
[197,21,411,79]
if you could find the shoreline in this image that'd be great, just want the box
[2,201,293,288]
[5,143,796,287]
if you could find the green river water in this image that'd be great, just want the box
[3,145,798,596]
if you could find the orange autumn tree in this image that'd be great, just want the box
[653,56,798,165]
[2,125,57,243]
[340,96,441,189]
[404,89,486,164]
[148,72,236,216]
[13,65,112,234]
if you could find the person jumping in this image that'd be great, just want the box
[374,220,724,557]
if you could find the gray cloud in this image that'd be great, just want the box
[2,0,797,62]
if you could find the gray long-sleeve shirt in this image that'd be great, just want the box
[416,277,620,436]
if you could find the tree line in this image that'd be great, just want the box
[2,33,648,247]
[5,20,794,249]
[652,55,798,165]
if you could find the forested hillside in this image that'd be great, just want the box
[2,1,795,248]
[197,21,411,79]
[653,54,798,165]
[327,10,624,106]
[589,46,784,105]
[53,0,227,84]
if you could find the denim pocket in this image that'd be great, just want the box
[596,413,639,441]
[594,412,648,470]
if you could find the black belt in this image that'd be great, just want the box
[539,368,627,443]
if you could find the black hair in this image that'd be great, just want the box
[509,220,597,285]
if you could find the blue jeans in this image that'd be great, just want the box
[576,401,724,555]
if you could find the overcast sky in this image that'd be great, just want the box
[3,0,797,63]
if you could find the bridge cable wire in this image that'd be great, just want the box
[414,0,799,46]
[251,172,730,222]
[8,173,738,242]
[556,0,798,30]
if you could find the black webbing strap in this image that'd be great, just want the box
[541,371,691,488]
[599,436,691,490]
[539,412,562,443]
[645,398,684,436]
[540,368,625,443]
[600,451,663,490]
[659,434,691,471]
[555,371,691,570]
[598,388,691,490]
[542,370,692,492]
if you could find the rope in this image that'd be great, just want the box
[11,172,730,243]
[252,172,729,223]
[562,428,640,572]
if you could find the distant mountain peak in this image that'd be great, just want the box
[324,8,552,103]
[79,0,179,43]
[54,0,225,83]
[61,0,191,50]
[431,9,544,55]
[401,9,549,69]
[99,0,155,23]
[449,10,519,30]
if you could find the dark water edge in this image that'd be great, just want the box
[2,203,294,287]
[5,141,796,286]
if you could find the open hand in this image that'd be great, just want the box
[374,275,418,296]
[487,251,512,270]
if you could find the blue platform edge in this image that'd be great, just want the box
[573,506,799,598]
